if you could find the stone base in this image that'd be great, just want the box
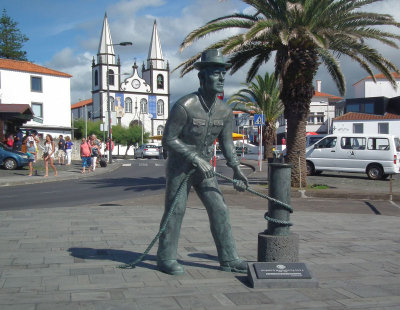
[258,232,299,262]
[247,262,319,288]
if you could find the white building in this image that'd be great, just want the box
[73,14,170,140]
[353,72,400,98]
[0,58,72,138]
[332,112,400,135]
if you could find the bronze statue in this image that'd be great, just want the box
[157,49,249,275]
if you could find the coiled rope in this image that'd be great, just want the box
[118,169,292,269]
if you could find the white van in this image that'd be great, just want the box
[306,134,400,180]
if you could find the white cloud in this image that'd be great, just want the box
[44,0,400,104]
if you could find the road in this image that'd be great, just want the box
[0,158,399,217]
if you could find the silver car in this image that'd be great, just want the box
[134,144,160,159]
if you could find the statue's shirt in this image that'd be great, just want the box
[163,92,239,170]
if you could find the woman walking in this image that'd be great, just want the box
[80,137,91,173]
[43,134,57,177]
[65,136,74,165]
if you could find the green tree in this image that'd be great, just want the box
[112,125,149,158]
[0,9,28,60]
[176,0,400,187]
[227,72,283,159]
[73,119,103,140]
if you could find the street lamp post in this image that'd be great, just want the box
[106,41,132,163]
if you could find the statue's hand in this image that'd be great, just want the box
[192,155,214,179]
[233,167,248,192]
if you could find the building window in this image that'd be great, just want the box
[31,102,43,118]
[157,74,164,89]
[109,96,115,112]
[378,122,389,134]
[307,114,314,124]
[316,113,324,124]
[157,125,164,135]
[125,97,132,113]
[353,123,364,133]
[31,76,42,92]
[94,70,98,86]
[140,98,147,114]
[365,103,374,114]
[347,103,360,113]
[157,99,164,115]
[108,69,114,85]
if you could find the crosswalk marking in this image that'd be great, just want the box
[122,163,131,167]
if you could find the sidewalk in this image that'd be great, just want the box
[0,188,399,309]
[0,159,122,187]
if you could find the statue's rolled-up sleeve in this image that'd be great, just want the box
[162,104,197,163]
[219,112,240,168]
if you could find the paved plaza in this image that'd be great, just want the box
[0,186,399,309]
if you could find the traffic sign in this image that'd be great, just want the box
[254,114,265,126]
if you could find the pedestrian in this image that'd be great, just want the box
[65,136,74,165]
[80,137,91,173]
[13,130,23,151]
[6,134,14,148]
[27,140,37,176]
[27,130,40,162]
[43,134,57,177]
[21,135,28,154]
[156,49,248,275]
[89,134,100,171]
[105,138,114,160]
[57,135,66,165]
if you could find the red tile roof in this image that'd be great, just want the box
[353,72,400,86]
[71,98,93,109]
[314,91,343,100]
[334,112,400,121]
[0,58,72,78]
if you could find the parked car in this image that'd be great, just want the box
[134,144,160,159]
[306,134,400,180]
[0,142,30,170]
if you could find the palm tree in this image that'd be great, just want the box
[227,72,283,160]
[175,0,400,187]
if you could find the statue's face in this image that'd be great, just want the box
[201,66,226,94]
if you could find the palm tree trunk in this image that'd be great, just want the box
[263,125,275,160]
[285,110,307,188]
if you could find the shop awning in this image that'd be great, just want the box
[0,104,34,121]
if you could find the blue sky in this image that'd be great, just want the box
[2,0,400,104]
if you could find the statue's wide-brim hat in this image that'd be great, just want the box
[194,49,231,70]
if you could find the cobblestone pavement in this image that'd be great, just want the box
[0,192,399,309]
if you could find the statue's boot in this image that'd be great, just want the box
[220,259,247,274]
[157,259,184,275]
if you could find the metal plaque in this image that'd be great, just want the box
[253,262,312,279]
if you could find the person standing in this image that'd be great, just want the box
[27,140,37,176]
[89,134,100,171]
[43,134,57,177]
[65,136,74,165]
[80,137,91,173]
[105,138,114,160]
[156,49,248,275]
[57,135,66,165]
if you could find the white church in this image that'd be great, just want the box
[72,14,170,138]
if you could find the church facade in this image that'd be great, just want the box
[89,14,170,138]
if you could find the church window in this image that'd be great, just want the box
[109,96,115,112]
[157,125,164,135]
[125,97,132,113]
[108,69,114,86]
[157,99,164,116]
[94,70,98,86]
[140,98,148,114]
[157,74,164,89]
